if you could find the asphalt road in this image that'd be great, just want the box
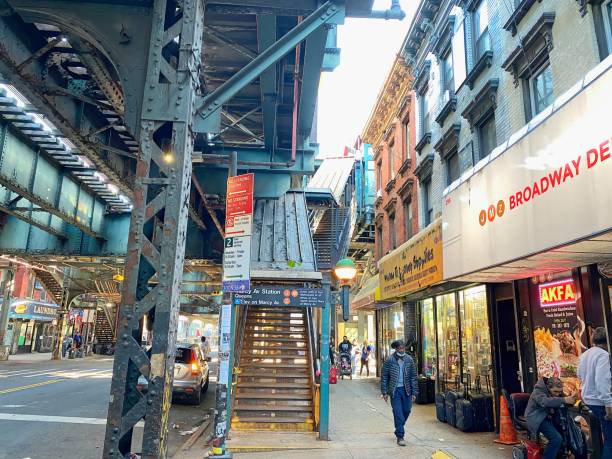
[0,354,216,459]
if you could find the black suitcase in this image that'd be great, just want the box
[471,375,495,432]
[444,377,463,428]
[456,374,475,432]
[417,376,435,404]
[435,392,447,422]
[435,379,447,422]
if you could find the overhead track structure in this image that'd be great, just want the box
[0,0,406,457]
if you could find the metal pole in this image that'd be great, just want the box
[52,268,71,361]
[0,264,14,361]
[210,151,239,459]
[319,275,331,440]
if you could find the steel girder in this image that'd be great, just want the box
[0,13,135,200]
[196,1,345,122]
[103,0,203,457]
[257,14,278,151]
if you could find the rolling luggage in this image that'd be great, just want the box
[435,379,446,422]
[471,375,495,432]
[456,374,475,432]
[435,391,447,422]
[416,376,435,404]
[444,377,463,428]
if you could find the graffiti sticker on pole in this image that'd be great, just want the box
[222,173,254,292]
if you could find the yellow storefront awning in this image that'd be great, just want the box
[379,219,444,301]
[350,275,380,311]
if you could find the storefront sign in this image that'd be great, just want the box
[378,219,443,300]
[234,287,325,308]
[8,299,58,321]
[222,173,254,292]
[531,277,584,394]
[443,63,612,279]
[538,279,576,307]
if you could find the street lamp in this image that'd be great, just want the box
[333,258,357,322]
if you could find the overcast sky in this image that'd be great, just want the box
[317,0,418,157]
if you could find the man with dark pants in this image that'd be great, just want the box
[578,327,612,459]
[380,339,418,446]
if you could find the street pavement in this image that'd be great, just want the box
[226,375,514,459]
[0,354,215,459]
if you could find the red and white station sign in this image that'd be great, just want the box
[225,173,254,237]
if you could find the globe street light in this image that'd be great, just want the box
[333,258,357,321]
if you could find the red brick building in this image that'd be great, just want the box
[362,56,417,261]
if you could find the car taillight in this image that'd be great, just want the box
[191,362,200,375]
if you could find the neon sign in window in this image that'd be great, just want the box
[538,278,576,307]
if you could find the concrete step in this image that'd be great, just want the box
[235,404,312,412]
[244,336,307,342]
[241,362,309,369]
[231,417,314,432]
[236,381,310,389]
[242,353,308,359]
[235,392,312,400]
[246,345,307,350]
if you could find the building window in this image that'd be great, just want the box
[403,121,410,162]
[529,63,554,116]
[420,96,430,137]
[473,0,491,62]
[376,160,382,191]
[446,149,460,185]
[388,141,395,180]
[478,115,497,160]
[389,213,397,249]
[441,48,454,93]
[376,225,383,259]
[422,180,433,226]
[403,199,413,240]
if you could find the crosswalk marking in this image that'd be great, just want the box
[0,368,63,378]
[0,367,113,380]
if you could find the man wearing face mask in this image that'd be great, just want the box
[380,339,418,446]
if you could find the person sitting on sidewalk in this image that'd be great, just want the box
[380,339,418,447]
[524,376,576,459]
[578,327,612,459]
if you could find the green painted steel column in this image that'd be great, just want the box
[319,276,331,440]
[226,298,237,427]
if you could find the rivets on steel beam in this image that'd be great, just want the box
[114,428,119,434]
[111,436,116,442]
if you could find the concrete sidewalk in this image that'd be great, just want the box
[204,377,514,459]
[3,351,112,364]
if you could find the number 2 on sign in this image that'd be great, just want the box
[225,237,234,248]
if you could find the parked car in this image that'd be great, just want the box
[137,343,210,405]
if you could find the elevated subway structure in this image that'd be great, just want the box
[0,1,405,457]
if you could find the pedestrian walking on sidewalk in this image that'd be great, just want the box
[360,341,372,377]
[380,339,418,446]
[200,336,211,361]
[578,327,612,459]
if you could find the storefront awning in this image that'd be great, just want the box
[7,299,58,322]
[351,275,380,310]
[443,56,612,283]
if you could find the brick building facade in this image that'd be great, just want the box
[362,56,417,262]
[403,0,610,231]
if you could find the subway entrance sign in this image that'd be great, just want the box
[234,287,325,308]
[222,173,254,292]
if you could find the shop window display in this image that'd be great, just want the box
[436,293,459,384]
[381,303,404,357]
[421,298,436,378]
[459,286,492,379]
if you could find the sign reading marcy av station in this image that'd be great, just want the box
[378,219,443,300]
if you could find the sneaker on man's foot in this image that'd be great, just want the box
[397,438,406,446]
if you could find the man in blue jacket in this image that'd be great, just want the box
[380,339,418,446]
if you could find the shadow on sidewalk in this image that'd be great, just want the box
[225,377,513,459]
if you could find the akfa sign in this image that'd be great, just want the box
[538,279,576,308]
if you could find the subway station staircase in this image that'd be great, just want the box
[232,306,315,431]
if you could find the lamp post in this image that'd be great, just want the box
[333,258,357,321]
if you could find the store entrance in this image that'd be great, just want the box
[496,299,522,394]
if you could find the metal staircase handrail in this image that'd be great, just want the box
[306,306,319,429]
[100,303,117,340]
